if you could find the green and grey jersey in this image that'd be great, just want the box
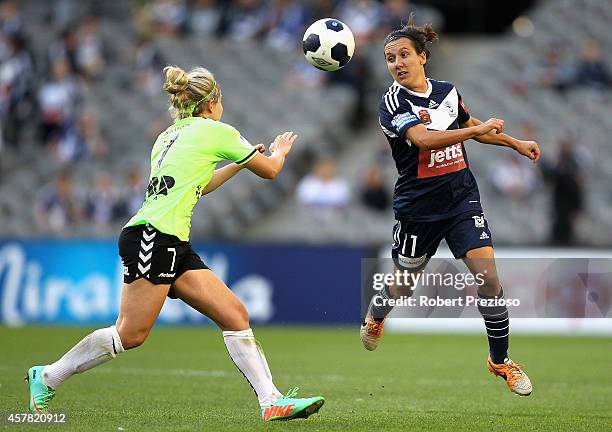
[125,117,257,241]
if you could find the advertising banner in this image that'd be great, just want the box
[0,240,365,326]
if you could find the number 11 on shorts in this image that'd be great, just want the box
[402,235,417,257]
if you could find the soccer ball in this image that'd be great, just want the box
[302,18,355,72]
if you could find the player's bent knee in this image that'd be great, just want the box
[477,275,501,297]
[219,301,249,331]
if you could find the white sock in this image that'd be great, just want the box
[223,328,282,406]
[42,325,124,389]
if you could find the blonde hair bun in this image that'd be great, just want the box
[163,65,219,120]
[163,65,189,95]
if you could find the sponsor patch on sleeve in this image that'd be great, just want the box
[391,112,418,130]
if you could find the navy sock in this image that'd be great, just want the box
[477,288,509,364]
[367,285,395,323]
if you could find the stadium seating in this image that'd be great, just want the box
[0,0,610,246]
[0,0,355,239]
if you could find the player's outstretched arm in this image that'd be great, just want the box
[461,117,541,162]
[245,132,297,179]
[201,144,266,195]
[404,120,502,151]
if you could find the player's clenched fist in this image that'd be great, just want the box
[254,143,266,154]
[477,118,505,135]
[514,140,541,162]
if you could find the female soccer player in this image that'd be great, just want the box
[361,18,540,396]
[26,65,324,421]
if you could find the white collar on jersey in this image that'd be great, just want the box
[394,78,432,98]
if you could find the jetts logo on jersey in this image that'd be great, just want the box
[417,142,467,178]
[418,109,432,125]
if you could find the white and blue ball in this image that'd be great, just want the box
[302,18,355,72]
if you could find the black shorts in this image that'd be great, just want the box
[118,224,208,290]
[391,209,493,270]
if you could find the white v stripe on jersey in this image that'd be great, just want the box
[405,87,460,131]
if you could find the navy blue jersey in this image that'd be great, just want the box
[379,78,480,221]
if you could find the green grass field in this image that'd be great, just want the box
[1,326,611,431]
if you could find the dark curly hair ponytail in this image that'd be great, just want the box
[383,15,439,60]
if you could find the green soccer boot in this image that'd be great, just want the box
[261,388,324,421]
[25,366,55,413]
